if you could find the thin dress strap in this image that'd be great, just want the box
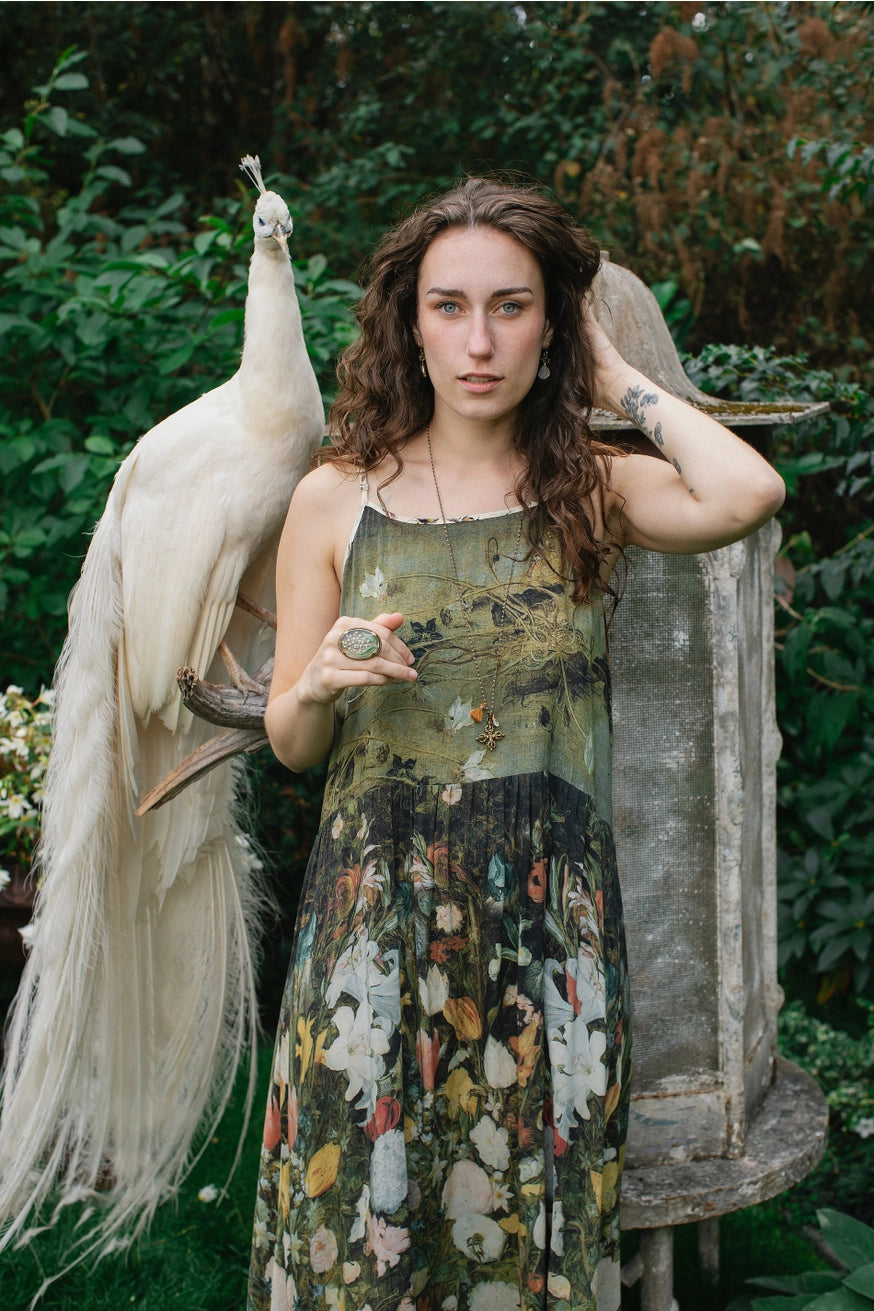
[343,469,370,566]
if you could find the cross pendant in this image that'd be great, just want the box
[476,712,505,751]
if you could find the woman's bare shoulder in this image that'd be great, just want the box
[283,460,365,582]
[292,458,363,509]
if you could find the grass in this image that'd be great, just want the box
[1,1044,271,1311]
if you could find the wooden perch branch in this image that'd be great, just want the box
[137,593,277,814]
[136,724,269,815]
[177,656,273,728]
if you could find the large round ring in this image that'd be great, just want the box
[338,627,382,661]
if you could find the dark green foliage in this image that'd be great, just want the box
[726,1210,874,1309]
[777,1001,874,1227]
[3,4,874,365]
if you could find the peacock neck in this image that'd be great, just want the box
[238,242,317,434]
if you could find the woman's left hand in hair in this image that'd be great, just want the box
[583,309,786,555]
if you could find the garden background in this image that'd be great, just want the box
[1,2,873,1308]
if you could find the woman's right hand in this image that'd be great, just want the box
[296,611,417,706]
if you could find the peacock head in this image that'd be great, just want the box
[253,191,293,250]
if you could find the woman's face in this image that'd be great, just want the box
[413,225,551,432]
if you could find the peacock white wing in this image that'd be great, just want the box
[0,156,324,1278]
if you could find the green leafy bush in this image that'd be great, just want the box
[727,1209,874,1309]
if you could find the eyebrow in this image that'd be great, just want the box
[424,286,535,298]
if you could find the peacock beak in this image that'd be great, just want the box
[271,226,288,250]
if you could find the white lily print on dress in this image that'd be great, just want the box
[322,1001,390,1118]
[325,927,401,1030]
[549,1015,608,1139]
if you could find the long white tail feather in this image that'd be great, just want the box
[0,496,268,1263]
[0,169,323,1274]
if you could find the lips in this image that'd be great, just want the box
[458,373,502,392]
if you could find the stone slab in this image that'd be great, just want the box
[620,1057,828,1230]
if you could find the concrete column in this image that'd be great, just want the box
[639,1226,678,1311]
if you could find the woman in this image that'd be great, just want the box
[248,178,784,1311]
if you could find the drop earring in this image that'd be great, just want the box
[537,348,551,381]
[418,348,428,379]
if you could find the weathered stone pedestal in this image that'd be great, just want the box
[590,255,831,1308]
[618,1058,828,1309]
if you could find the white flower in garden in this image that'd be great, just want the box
[567,954,606,1023]
[483,1035,516,1089]
[361,859,387,899]
[322,1003,390,1118]
[370,1129,408,1214]
[451,1213,506,1263]
[18,923,35,950]
[197,1183,220,1203]
[549,1018,608,1139]
[854,1117,874,1139]
[442,1159,493,1217]
[470,1116,510,1171]
[469,1284,520,1311]
[273,1029,290,1087]
[440,783,463,807]
[3,793,32,820]
[0,869,10,891]
[445,696,473,733]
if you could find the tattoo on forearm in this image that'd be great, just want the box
[620,385,664,447]
[621,384,693,491]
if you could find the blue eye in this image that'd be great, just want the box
[500,301,522,314]
[436,301,459,315]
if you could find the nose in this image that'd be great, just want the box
[466,311,494,360]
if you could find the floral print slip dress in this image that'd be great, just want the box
[248,499,631,1311]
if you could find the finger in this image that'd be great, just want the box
[372,611,405,630]
[370,614,416,664]
[336,616,415,667]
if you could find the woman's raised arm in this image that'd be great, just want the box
[587,316,786,554]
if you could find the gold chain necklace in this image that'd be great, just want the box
[426,426,524,751]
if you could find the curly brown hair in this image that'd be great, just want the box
[327,176,617,600]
